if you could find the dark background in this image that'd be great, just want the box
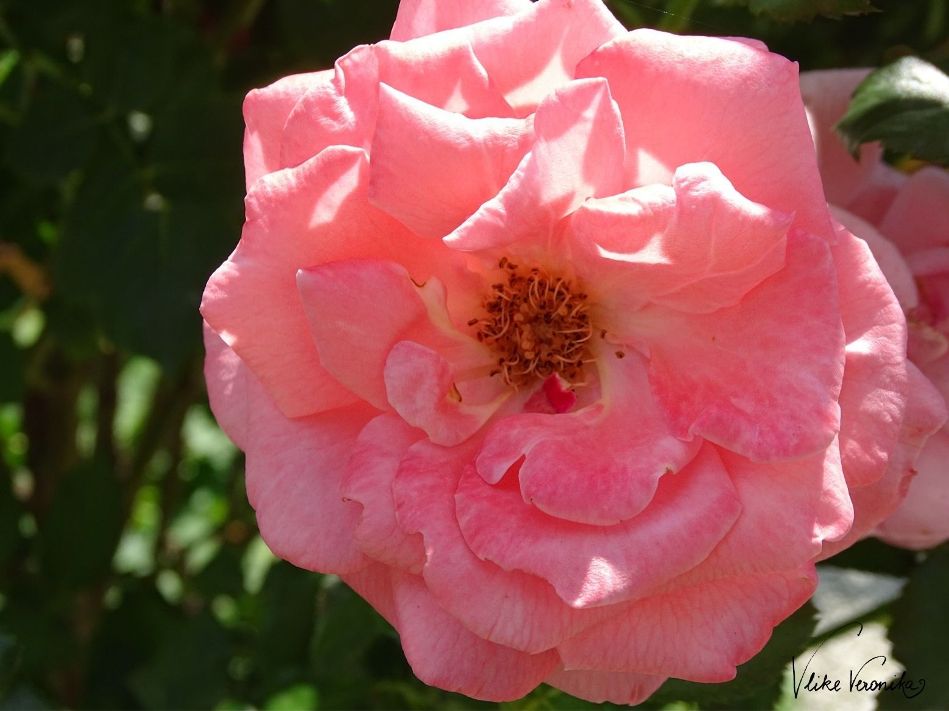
[0,1,946,709]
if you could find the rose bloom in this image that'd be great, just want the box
[202,1,945,704]
[803,69,949,551]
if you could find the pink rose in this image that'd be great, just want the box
[803,69,949,551]
[202,2,944,704]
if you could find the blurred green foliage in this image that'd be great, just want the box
[0,0,945,709]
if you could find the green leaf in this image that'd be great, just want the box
[822,537,916,577]
[264,683,319,711]
[836,56,949,165]
[0,332,24,403]
[719,0,876,21]
[880,545,949,709]
[643,601,817,709]
[39,460,123,588]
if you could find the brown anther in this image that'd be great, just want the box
[470,260,595,388]
[615,351,626,359]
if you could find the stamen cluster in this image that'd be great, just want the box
[470,258,594,387]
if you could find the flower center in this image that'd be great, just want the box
[470,258,594,388]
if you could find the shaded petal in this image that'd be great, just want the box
[799,69,881,207]
[393,441,610,653]
[202,148,440,417]
[641,229,845,461]
[557,568,816,682]
[579,29,833,242]
[475,350,700,525]
[878,167,949,254]
[457,444,739,608]
[343,415,426,571]
[243,70,330,189]
[822,362,947,558]
[369,84,533,239]
[203,321,255,450]
[390,0,531,41]
[446,78,626,252]
[546,669,665,706]
[834,226,911,488]
[570,162,791,315]
[876,429,949,550]
[391,571,559,701]
[831,205,918,310]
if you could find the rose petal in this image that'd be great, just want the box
[822,362,947,558]
[391,571,560,701]
[369,83,533,239]
[876,429,949,550]
[570,162,791,315]
[834,226,911,488]
[878,167,949,254]
[641,229,845,461]
[579,29,833,242]
[475,350,701,525]
[831,205,918,310]
[343,415,426,572]
[799,69,881,207]
[202,147,445,417]
[546,669,666,706]
[457,443,739,608]
[243,70,330,188]
[203,328,374,574]
[393,441,611,653]
[390,0,531,41]
[557,568,816,682]
[445,77,626,252]
[468,0,625,115]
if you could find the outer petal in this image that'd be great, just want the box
[202,148,439,418]
[546,669,666,706]
[570,162,791,315]
[445,78,626,252]
[475,351,701,525]
[390,0,531,41]
[342,415,426,572]
[579,29,834,242]
[641,230,845,461]
[369,84,533,239]
[831,205,918,310]
[243,70,330,189]
[876,429,949,549]
[557,567,816,682]
[456,444,740,608]
[878,167,949,254]
[822,362,947,558]
[834,227,911,488]
[203,326,373,573]
[203,321,254,450]
[393,441,610,654]
[799,69,881,207]
[390,572,559,701]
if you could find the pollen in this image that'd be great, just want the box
[471,259,594,388]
